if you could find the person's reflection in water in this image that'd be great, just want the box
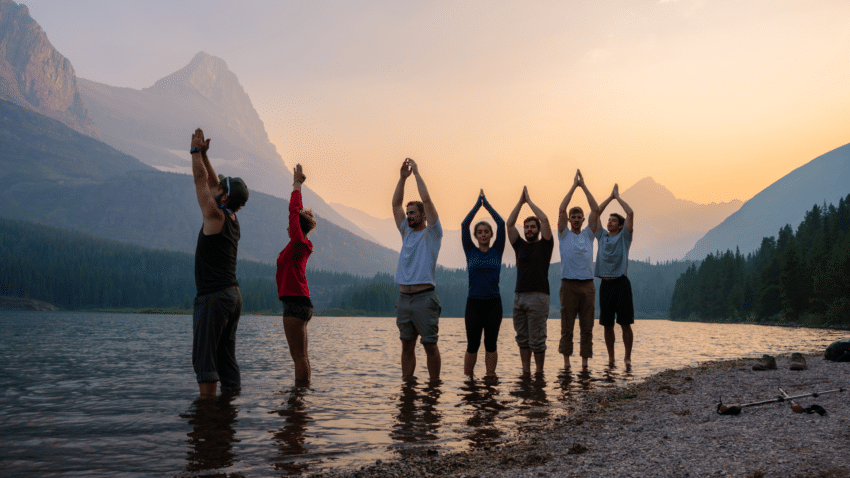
[509,373,549,431]
[459,376,505,449]
[268,383,313,475]
[181,390,240,473]
[390,378,443,454]
[555,366,595,403]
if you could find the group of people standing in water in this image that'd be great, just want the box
[189,128,634,396]
[392,158,635,382]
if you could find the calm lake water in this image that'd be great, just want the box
[0,311,845,477]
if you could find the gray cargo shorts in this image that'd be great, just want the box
[396,288,441,344]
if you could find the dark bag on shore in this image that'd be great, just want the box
[824,338,850,362]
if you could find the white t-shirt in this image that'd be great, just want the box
[395,219,443,285]
[559,226,595,280]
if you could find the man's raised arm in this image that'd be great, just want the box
[597,184,615,216]
[505,187,526,245]
[191,128,223,227]
[524,187,552,241]
[577,170,600,233]
[199,134,219,192]
[409,159,438,226]
[557,171,579,233]
[613,184,634,234]
[391,159,412,229]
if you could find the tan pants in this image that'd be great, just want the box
[512,292,549,353]
[558,279,595,358]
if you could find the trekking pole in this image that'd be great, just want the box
[717,386,846,415]
[778,388,805,413]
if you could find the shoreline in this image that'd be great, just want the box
[312,354,850,478]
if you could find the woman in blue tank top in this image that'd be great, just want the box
[461,189,505,377]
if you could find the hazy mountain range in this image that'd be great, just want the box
[333,178,743,268]
[77,52,383,246]
[685,142,850,260]
[1,0,848,276]
[0,97,399,275]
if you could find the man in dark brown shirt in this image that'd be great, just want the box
[506,186,554,374]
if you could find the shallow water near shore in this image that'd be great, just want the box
[0,311,845,476]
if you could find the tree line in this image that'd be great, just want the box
[329,257,691,318]
[669,194,850,326]
[2,217,689,317]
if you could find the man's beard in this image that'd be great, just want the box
[525,231,539,242]
[407,217,423,228]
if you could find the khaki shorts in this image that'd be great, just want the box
[396,289,441,344]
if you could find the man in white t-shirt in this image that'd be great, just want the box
[391,158,443,381]
[557,170,600,370]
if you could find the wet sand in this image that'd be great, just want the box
[313,354,850,478]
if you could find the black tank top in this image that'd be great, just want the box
[195,213,240,296]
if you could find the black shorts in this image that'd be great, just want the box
[599,276,634,326]
[283,301,313,322]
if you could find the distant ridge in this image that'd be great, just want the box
[0,0,99,138]
[621,177,742,263]
[685,142,850,260]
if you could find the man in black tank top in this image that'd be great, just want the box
[190,129,249,397]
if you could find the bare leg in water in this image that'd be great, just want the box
[485,351,497,376]
[622,324,633,367]
[283,316,310,381]
[604,325,616,366]
[464,351,477,377]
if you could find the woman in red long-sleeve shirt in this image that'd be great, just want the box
[276,163,316,382]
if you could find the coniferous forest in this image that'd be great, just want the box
[2,217,687,317]
[669,194,850,327]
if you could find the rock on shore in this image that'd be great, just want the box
[312,355,850,478]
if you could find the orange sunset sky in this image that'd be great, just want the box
[23,0,850,224]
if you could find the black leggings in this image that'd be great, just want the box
[464,297,503,353]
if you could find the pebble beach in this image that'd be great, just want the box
[313,354,850,478]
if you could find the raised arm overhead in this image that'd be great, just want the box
[577,170,601,234]
[505,187,526,245]
[391,158,413,229]
[191,128,225,235]
[558,171,580,234]
[524,186,552,241]
[409,159,439,226]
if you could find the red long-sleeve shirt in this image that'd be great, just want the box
[276,190,312,299]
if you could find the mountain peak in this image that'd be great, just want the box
[623,176,675,200]
[147,52,236,98]
[145,52,269,147]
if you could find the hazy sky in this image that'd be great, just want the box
[22,0,850,222]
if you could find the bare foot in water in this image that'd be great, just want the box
[564,356,571,370]
[624,358,631,367]
[582,357,589,369]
